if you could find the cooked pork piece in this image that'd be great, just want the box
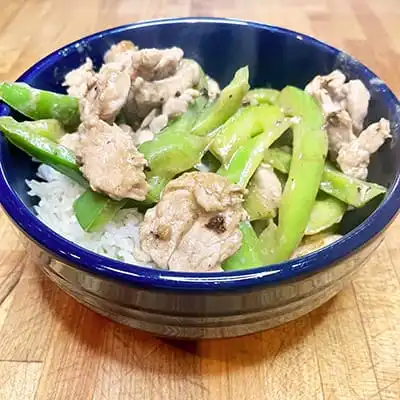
[75,120,148,200]
[124,59,201,120]
[325,110,356,155]
[344,79,371,134]
[62,58,96,99]
[103,40,137,64]
[140,172,246,272]
[337,118,391,180]
[79,62,131,124]
[167,172,245,212]
[139,189,198,269]
[305,70,347,115]
[305,69,389,178]
[206,76,221,100]
[305,70,371,152]
[162,88,200,119]
[252,163,282,213]
[59,132,81,153]
[132,47,184,81]
[168,210,243,273]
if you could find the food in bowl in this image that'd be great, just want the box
[0,40,391,273]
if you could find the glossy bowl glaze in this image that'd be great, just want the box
[1,18,399,338]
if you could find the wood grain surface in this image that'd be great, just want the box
[0,0,399,399]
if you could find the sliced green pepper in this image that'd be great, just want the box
[20,119,65,141]
[244,177,277,221]
[191,66,250,136]
[269,86,328,263]
[243,88,280,105]
[0,116,85,185]
[217,132,266,187]
[258,220,278,263]
[264,147,292,173]
[0,82,80,130]
[217,113,290,188]
[305,194,347,235]
[139,97,209,180]
[0,116,65,142]
[321,164,387,209]
[210,104,290,165]
[141,134,209,180]
[144,174,169,204]
[222,221,264,271]
[73,190,128,232]
[264,148,387,208]
[209,106,260,164]
[278,85,324,129]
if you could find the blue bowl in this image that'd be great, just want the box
[1,17,399,338]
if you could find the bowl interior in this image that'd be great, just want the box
[0,19,399,286]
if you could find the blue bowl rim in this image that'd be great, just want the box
[0,16,399,291]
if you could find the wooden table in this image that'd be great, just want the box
[0,0,399,399]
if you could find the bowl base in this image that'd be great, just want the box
[40,261,362,339]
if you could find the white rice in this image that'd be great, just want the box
[26,164,152,266]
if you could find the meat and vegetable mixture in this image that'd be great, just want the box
[0,41,391,272]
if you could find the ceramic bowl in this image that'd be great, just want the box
[1,17,399,338]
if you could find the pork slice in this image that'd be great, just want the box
[104,40,137,64]
[336,118,391,179]
[124,59,201,120]
[140,189,198,269]
[76,120,148,200]
[139,172,246,272]
[62,58,96,99]
[168,210,243,272]
[343,79,371,134]
[133,47,184,81]
[326,110,356,155]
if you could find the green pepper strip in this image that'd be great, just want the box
[19,118,65,141]
[243,178,277,221]
[139,97,209,179]
[222,221,264,271]
[218,118,287,270]
[266,86,328,263]
[258,220,278,263]
[218,103,291,270]
[217,115,291,188]
[305,194,347,235]
[0,82,80,131]
[210,103,290,165]
[0,116,86,186]
[191,66,250,136]
[73,190,128,232]
[243,88,280,105]
[263,148,387,208]
[217,133,266,187]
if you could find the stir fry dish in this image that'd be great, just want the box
[0,41,391,272]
